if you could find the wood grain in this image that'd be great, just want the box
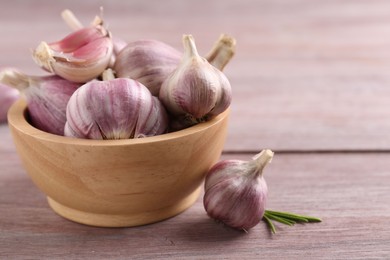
[1,131,389,259]
[1,0,390,259]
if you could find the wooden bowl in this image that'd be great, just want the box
[7,99,229,227]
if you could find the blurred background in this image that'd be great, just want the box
[2,0,390,152]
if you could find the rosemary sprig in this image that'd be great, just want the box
[264,212,295,226]
[263,209,321,234]
[263,214,276,234]
[266,210,322,223]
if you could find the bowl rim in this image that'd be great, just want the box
[7,99,229,146]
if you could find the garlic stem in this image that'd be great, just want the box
[91,7,105,26]
[91,15,103,26]
[183,35,199,58]
[206,34,236,71]
[0,69,31,91]
[32,42,55,73]
[252,149,274,177]
[61,9,83,30]
[102,68,115,81]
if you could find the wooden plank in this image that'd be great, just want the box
[1,1,390,151]
[1,129,389,259]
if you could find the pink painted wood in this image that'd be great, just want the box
[1,0,390,259]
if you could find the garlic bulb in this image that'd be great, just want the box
[159,35,232,130]
[0,68,80,135]
[114,35,236,97]
[65,71,168,140]
[0,83,19,123]
[32,23,113,83]
[114,40,182,96]
[203,149,274,230]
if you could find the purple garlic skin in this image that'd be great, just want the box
[65,78,168,140]
[203,150,273,230]
[109,37,128,67]
[114,40,182,96]
[159,35,232,131]
[0,69,80,135]
[0,83,19,123]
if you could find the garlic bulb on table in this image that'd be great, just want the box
[159,35,232,130]
[0,68,80,135]
[204,150,322,233]
[204,150,274,230]
[0,83,19,123]
[65,70,168,140]
[32,20,113,83]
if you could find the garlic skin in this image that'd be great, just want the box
[109,37,128,67]
[0,68,80,135]
[32,25,113,83]
[65,77,168,140]
[159,35,232,130]
[203,149,274,230]
[114,40,182,96]
[0,83,19,123]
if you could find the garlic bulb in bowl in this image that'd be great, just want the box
[65,70,168,139]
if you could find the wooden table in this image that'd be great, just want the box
[1,1,390,259]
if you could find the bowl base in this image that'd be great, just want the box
[47,187,201,227]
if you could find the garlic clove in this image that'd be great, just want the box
[114,39,182,96]
[0,68,80,135]
[0,83,19,123]
[159,34,232,130]
[134,96,169,138]
[60,8,126,69]
[203,149,274,230]
[32,25,113,83]
[65,73,168,140]
[207,71,232,118]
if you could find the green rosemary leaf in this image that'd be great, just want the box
[263,214,276,234]
[265,210,309,222]
[303,216,322,223]
[264,212,295,226]
[266,210,322,223]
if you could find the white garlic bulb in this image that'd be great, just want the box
[65,73,168,140]
[0,68,80,135]
[204,149,274,230]
[114,40,182,96]
[159,35,232,130]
